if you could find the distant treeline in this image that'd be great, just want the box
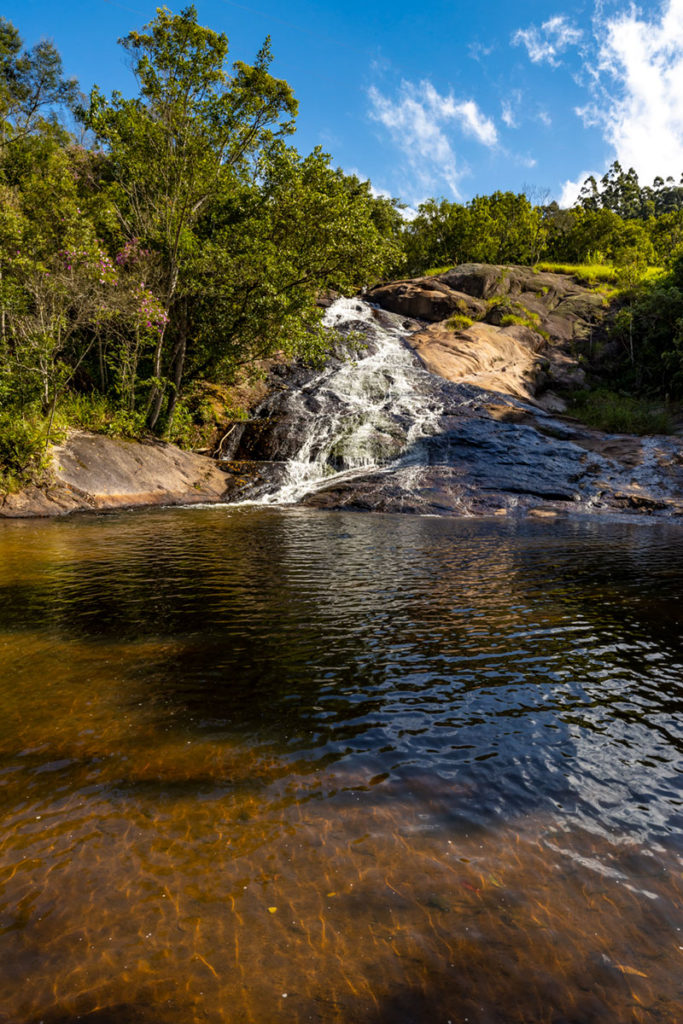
[401,164,683,275]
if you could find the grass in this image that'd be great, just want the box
[445,313,473,331]
[423,265,452,277]
[534,261,618,286]
[568,388,674,435]
[535,261,665,290]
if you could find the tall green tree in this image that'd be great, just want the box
[0,18,78,148]
[181,145,403,397]
[80,4,298,428]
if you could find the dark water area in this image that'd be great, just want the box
[0,507,681,1023]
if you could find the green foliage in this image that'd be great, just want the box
[56,393,148,439]
[423,265,452,277]
[578,161,683,220]
[499,312,537,329]
[0,17,78,147]
[445,313,473,331]
[607,273,683,396]
[0,408,51,491]
[568,389,674,435]
[0,10,401,460]
[535,262,619,287]
[402,191,545,275]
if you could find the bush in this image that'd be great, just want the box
[57,394,148,439]
[445,313,473,331]
[568,389,674,434]
[0,410,51,491]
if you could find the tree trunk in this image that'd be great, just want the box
[146,269,179,431]
[165,304,188,436]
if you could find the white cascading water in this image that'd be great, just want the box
[250,296,444,505]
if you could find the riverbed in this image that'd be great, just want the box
[0,507,681,1023]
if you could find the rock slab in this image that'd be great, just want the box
[0,431,235,518]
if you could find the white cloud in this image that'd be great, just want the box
[368,80,497,200]
[513,14,583,67]
[501,100,518,128]
[451,98,498,146]
[579,0,683,183]
[558,170,599,207]
[469,41,495,62]
[538,109,552,127]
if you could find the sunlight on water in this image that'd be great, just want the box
[0,508,681,1023]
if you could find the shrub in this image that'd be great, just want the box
[0,410,51,492]
[568,389,674,435]
[445,313,473,331]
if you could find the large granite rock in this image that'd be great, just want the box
[367,264,605,404]
[0,431,237,517]
[368,277,487,322]
[406,322,545,403]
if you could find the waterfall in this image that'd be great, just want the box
[223,296,683,518]
[236,296,444,505]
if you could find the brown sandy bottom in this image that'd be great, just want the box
[0,687,679,1024]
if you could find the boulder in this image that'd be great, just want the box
[1,431,238,517]
[367,278,487,322]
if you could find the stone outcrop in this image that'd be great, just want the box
[0,431,237,518]
[368,278,487,322]
[366,264,604,409]
[406,322,545,404]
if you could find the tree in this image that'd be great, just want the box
[79,4,298,428]
[0,18,78,149]
[169,145,403,411]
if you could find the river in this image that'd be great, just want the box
[0,507,681,1023]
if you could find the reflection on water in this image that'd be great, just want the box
[0,508,681,1023]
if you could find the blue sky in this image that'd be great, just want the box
[5,0,683,213]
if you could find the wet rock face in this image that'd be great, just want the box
[299,406,683,518]
[221,295,683,520]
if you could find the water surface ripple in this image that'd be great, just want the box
[0,508,681,1023]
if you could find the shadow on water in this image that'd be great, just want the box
[0,508,682,1023]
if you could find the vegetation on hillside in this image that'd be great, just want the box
[1,5,682,493]
[0,6,402,486]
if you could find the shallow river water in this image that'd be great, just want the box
[0,507,681,1024]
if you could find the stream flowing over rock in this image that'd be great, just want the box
[2,264,681,520]
[221,271,683,518]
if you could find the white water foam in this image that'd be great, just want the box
[246,297,443,505]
